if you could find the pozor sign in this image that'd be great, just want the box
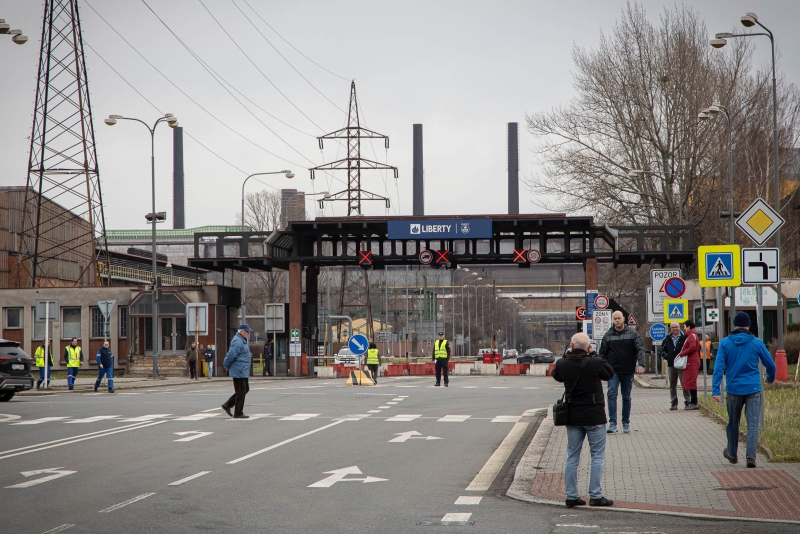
[387,219,492,239]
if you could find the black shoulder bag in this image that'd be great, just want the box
[553,357,589,426]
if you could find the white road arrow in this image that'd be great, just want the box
[388,431,443,443]
[308,466,387,488]
[173,431,213,442]
[0,414,21,423]
[5,467,76,488]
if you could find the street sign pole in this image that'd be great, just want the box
[701,287,707,398]
[756,284,765,431]
[44,302,50,390]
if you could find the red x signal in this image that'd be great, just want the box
[358,250,373,265]
[513,248,527,263]
[434,249,450,264]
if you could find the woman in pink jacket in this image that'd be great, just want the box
[678,320,701,410]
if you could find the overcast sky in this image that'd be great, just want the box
[1,0,798,231]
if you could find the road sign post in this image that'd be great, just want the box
[35,299,58,390]
[650,269,681,317]
[742,248,779,284]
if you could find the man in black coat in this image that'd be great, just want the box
[552,333,615,508]
[660,322,687,410]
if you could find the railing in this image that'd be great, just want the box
[103,264,205,286]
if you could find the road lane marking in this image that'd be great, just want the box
[389,431,442,443]
[168,471,211,486]
[174,431,213,442]
[391,398,405,401]
[386,402,398,405]
[11,417,70,425]
[5,467,76,488]
[438,415,470,422]
[65,415,121,424]
[201,407,222,412]
[491,415,522,423]
[227,420,345,464]
[455,496,482,505]
[98,493,156,513]
[465,421,528,491]
[173,413,220,421]
[118,414,172,422]
[279,413,320,421]
[225,413,272,421]
[377,405,391,409]
[442,513,472,522]
[308,466,387,488]
[367,410,382,413]
[0,414,21,423]
[385,414,421,422]
[0,421,166,460]
[41,525,75,534]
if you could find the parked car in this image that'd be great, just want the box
[517,348,555,364]
[0,339,34,401]
[502,349,518,359]
[334,348,362,366]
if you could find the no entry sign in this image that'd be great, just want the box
[663,277,686,299]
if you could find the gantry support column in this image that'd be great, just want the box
[306,266,319,375]
[289,262,303,377]
[585,258,598,292]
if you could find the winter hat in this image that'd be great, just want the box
[733,312,751,327]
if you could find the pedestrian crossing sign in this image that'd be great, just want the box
[698,245,741,288]
[663,299,689,323]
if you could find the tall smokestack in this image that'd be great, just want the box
[413,124,424,216]
[173,126,185,229]
[508,122,519,215]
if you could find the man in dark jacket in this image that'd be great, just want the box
[94,341,114,393]
[660,321,688,410]
[553,333,615,508]
[599,311,645,434]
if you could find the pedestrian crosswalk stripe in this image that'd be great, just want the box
[442,513,472,522]
[385,414,422,422]
[11,417,70,425]
[454,496,482,505]
[491,415,521,423]
[438,415,471,422]
[279,413,320,421]
[173,413,221,421]
[65,415,121,424]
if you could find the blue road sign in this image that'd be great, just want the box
[705,252,734,281]
[649,324,667,342]
[663,277,686,299]
[585,290,598,337]
[348,334,369,355]
[667,303,685,320]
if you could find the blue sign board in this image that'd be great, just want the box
[348,334,369,355]
[387,219,492,240]
[705,252,734,281]
[649,324,667,342]
[667,302,686,320]
[585,290,598,337]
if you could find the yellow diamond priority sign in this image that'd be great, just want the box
[736,197,785,246]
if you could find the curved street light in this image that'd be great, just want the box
[106,113,179,379]
[0,19,27,44]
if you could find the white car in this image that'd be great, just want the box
[502,349,518,359]
[334,348,362,366]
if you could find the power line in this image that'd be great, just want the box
[241,0,349,82]
[231,0,347,114]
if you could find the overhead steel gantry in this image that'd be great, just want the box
[188,214,695,375]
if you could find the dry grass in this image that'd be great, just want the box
[700,386,800,462]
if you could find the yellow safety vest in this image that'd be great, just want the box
[434,339,449,359]
[35,346,53,367]
[65,346,82,368]
[366,348,380,365]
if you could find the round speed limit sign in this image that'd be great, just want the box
[419,250,433,265]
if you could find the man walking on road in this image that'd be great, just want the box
[365,341,381,384]
[552,333,615,508]
[94,340,115,393]
[186,341,198,380]
[713,312,776,468]
[661,321,687,410]
[432,332,450,387]
[262,341,273,377]
[35,339,53,390]
[222,324,253,419]
[599,311,645,434]
[64,338,83,391]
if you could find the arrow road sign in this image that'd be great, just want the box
[308,466,387,488]
[348,334,369,355]
[742,248,779,284]
[174,431,214,442]
[389,431,443,443]
[5,467,76,488]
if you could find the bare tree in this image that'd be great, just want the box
[243,190,284,309]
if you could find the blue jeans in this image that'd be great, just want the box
[606,373,634,425]
[37,366,51,388]
[726,392,761,460]
[67,367,79,387]
[565,424,606,500]
[95,366,114,390]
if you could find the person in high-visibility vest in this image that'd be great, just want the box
[63,337,83,391]
[35,339,54,390]
[365,341,381,384]
[432,332,450,387]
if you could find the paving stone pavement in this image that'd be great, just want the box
[514,381,800,522]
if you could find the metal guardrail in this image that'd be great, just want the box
[103,264,205,286]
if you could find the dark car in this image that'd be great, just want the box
[0,339,34,401]
[517,348,555,364]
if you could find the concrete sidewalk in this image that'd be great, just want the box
[509,384,800,524]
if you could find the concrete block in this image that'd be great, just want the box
[454,363,474,376]
[315,366,337,378]
[480,363,498,375]
[528,364,549,377]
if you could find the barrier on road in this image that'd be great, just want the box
[346,369,375,386]
[454,363,474,376]
[315,366,337,378]
[480,363,498,375]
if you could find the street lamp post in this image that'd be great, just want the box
[699,103,736,332]
[240,170,295,325]
[0,19,27,44]
[711,12,784,349]
[105,113,179,378]
[465,276,482,356]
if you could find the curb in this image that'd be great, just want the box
[506,406,798,524]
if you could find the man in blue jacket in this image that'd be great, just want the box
[221,324,253,419]
[713,312,776,468]
[94,340,114,393]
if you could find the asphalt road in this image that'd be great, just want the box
[1,375,796,534]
